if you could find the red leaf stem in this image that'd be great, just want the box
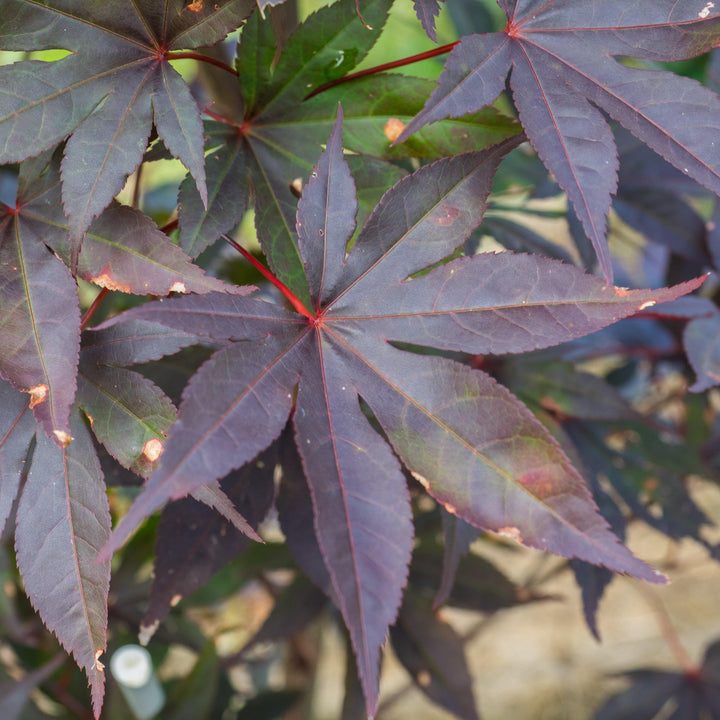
[80,288,110,330]
[221,234,315,321]
[305,42,459,99]
[202,107,240,126]
[167,51,238,76]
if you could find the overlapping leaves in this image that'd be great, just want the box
[177,0,520,303]
[98,113,702,716]
[0,0,257,244]
[401,0,720,281]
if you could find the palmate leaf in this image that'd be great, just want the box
[0,0,256,242]
[98,115,703,717]
[399,0,720,282]
[178,0,519,292]
[15,410,111,718]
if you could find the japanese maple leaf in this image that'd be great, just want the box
[0,0,255,244]
[98,111,702,716]
[399,0,720,282]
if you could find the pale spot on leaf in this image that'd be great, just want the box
[699,2,715,18]
[142,438,164,463]
[169,282,186,293]
[27,384,48,408]
[638,300,655,310]
[384,118,406,143]
[443,503,457,515]
[417,670,431,687]
[94,650,105,673]
[613,286,632,297]
[53,430,73,447]
[432,205,460,226]
[497,526,523,543]
[91,273,132,293]
[411,471,430,490]
[170,594,183,607]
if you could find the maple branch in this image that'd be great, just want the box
[167,51,238,76]
[305,42,460,99]
[80,288,110,330]
[221,234,315,320]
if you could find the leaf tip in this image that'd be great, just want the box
[138,621,159,646]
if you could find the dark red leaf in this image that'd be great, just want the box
[0,0,256,237]
[15,410,111,718]
[293,336,413,715]
[0,206,80,445]
[399,1,720,282]
[296,106,357,309]
[101,326,305,558]
[412,0,444,42]
[189,480,262,542]
[99,120,704,717]
[276,428,336,598]
[12,154,231,295]
[81,319,204,367]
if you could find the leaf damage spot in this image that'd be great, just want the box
[91,271,132,293]
[497,526,523,543]
[411,471,430,490]
[142,438,164,463]
[417,670,431,687]
[638,300,656,311]
[443,503,457,515]
[53,430,73,447]
[94,650,105,673]
[186,0,205,11]
[384,118,406,143]
[699,2,715,18]
[27,384,48,408]
[613,286,632,297]
[432,205,460,226]
[290,177,303,198]
[170,594,183,607]
[169,281,186,293]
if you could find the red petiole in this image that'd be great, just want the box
[166,51,238,76]
[221,234,315,321]
[306,41,459,99]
